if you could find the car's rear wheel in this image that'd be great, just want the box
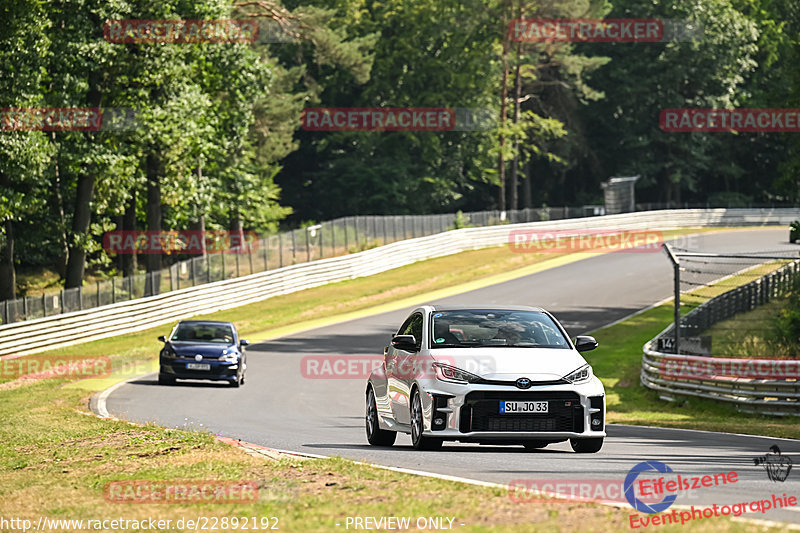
[366,388,396,446]
[570,437,604,453]
[522,440,550,450]
[158,373,175,385]
[410,390,443,450]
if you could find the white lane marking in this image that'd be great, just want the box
[95,372,156,418]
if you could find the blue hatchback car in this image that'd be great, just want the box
[158,320,249,387]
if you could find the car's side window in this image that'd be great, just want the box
[405,314,423,350]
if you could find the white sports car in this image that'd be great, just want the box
[365,305,606,452]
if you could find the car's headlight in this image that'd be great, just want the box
[161,347,176,358]
[432,362,482,384]
[219,350,239,362]
[563,364,592,384]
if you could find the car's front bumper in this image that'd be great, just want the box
[160,359,240,381]
[417,377,606,441]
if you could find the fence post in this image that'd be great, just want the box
[22,296,28,319]
[305,228,311,263]
[263,237,269,270]
[112,277,116,303]
[42,293,47,317]
[279,233,284,267]
[61,289,65,314]
[344,218,349,252]
[78,286,83,310]
[97,280,101,307]
[236,253,240,277]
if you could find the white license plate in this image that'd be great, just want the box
[500,401,548,414]
[186,363,211,371]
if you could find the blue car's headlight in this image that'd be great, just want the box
[432,362,482,384]
[563,364,592,384]
[161,346,176,358]
[219,349,239,362]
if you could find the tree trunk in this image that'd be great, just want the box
[522,159,532,209]
[189,214,206,255]
[497,0,511,212]
[64,71,102,289]
[146,154,162,274]
[51,133,68,278]
[64,173,95,288]
[0,220,16,301]
[121,192,137,276]
[145,153,162,295]
[509,35,522,211]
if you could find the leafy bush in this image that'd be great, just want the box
[775,276,800,352]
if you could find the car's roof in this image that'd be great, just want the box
[176,320,235,326]
[428,304,546,312]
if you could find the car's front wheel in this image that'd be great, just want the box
[410,390,442,451]
[366,388,396,446]
[570,437,604,453]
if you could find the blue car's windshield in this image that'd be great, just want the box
[171,324,234,343]
[430,310,569,349]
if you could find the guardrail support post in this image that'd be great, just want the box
[663,244,680,354]
[42,293,47,317]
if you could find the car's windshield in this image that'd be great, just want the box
[171,323,234,344]
[430,310,569,349]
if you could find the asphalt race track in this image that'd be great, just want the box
[105,228,800,524]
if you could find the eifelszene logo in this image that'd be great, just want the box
[624,461,678,514]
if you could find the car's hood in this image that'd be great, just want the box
[429,347,588,381]
[168,342,236,359]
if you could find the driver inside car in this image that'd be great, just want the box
[433,320,461,345]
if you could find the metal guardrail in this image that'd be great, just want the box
[0,207,595,325]
[641,259,800,416]
[2,207,799,358]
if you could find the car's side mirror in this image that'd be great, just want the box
[391,334,417,352]
[574,336,598,352]
[240,339,250,347]
[158,335,166,343]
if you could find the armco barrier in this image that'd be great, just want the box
[2,208,798,358]
[641,259,800,416]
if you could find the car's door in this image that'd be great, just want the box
[387,312,422,425]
